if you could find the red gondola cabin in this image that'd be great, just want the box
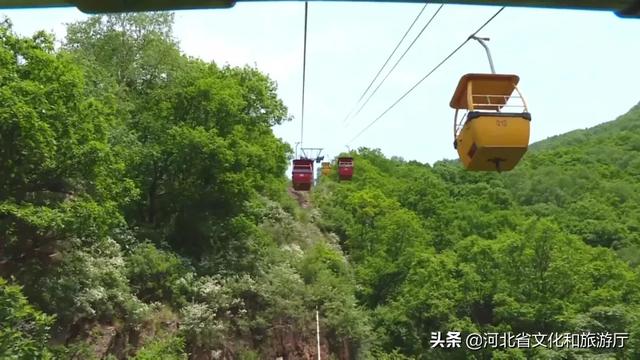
[292,159,314,191]
[338,157,354,181]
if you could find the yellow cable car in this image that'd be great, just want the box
[450,73,531,172]
[321,161,331,176]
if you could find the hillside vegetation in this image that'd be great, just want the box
[314,103,640,359]
[0,13,369,359]
[1,11,640,360]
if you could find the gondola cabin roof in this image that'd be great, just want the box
[450,73,520,111]
[293,158,314,165]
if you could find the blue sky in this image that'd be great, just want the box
[2,3,640,166]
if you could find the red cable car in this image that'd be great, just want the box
[292,159,314,191]
[337,157,354,181]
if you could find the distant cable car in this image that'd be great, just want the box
[450,73,531,172]
[337,157,354,180]
[292,159,314,191]
[321,162,331,176]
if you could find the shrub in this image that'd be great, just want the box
[125,243,193,308]
[132,335,187,360]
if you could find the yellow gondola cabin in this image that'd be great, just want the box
[321,162,331,176]
[450,73,531,172]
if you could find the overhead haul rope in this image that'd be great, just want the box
[348,6,506,144]
[350,3,445,121]
[300,1,309,149]
[342,2,430,124]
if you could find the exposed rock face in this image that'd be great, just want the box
[264,326,330,360]
[90,325,118,359]
[288,188,311,209]
[185,323,353,360]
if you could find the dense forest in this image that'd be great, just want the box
[1,11,639,360]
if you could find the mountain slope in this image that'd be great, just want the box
[313,102,640,359]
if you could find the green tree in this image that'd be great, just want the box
[0,277,54,359]
[63,14,292,268]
